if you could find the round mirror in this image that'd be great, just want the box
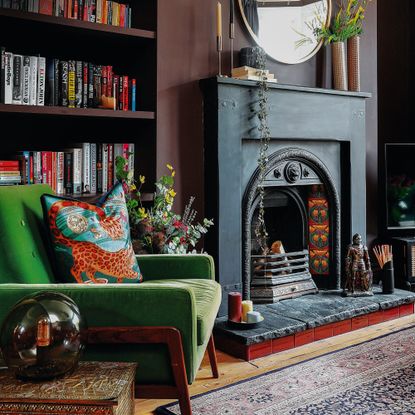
[238,0,331,64]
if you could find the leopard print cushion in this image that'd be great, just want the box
[41,183,142,284]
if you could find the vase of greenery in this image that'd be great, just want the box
[115,157,213,254]
[313,0,371,91]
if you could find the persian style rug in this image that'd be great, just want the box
[157,326,415,414]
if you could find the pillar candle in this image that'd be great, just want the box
[228,292,242,322]
[217,2,222,37]
[241,300,253,322]
[247,311,262,324]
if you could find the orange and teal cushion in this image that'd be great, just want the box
[41,183,142,284]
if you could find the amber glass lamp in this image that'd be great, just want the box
[0,291,86,380]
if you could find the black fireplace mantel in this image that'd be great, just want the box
[200,77,372,315]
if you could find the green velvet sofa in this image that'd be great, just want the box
[0,184,222,415]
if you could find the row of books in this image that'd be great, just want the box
[10,143,135,194]
[0,48,137,110]
[0,0,132,28]
[0,160,21,185]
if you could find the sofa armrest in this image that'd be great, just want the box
[0,283,198,381]
[136,254,215,282]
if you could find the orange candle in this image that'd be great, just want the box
[217,2,222,37]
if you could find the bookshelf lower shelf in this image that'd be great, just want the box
[0,104,155,120]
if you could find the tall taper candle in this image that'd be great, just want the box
[217,2,222,37]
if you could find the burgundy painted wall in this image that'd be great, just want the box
[157,0,378,242]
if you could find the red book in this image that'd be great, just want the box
[64,0,68,17]
[122,143,129,165]
[118,76,123,111]
[107,66,113,97]
[73,0,78,19]
[123,75,129,111]
[0,161,19,167]
[41,152,50,186]
[51,152,57,192]
[83,1,88,20]
[0,167,19,172]
[29,154,34,184]
[39,0,53,15]
[107,144,114,186]
[119,4,126,27]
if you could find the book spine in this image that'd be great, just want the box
[92,64,101,107]
[55,151,64,194]
[33,0,39,12]
[4,52,13,104]
[77,0,83,19]
[101,65,107,97]
[122,143,129,168]
[41,151,48,184]
[102,143,108,192]
[29,56,38,106]
[59,60,68,107]
[52,58,59,105]
[119,3,125,27]
[118,75,123,110]
[82,142,90,193]
[67,0,72,17]
[82,61,88,108]
[96,0,101,23]
[0,161,19,167]
[34,151,42,183]
[51,151,56,192]
[113,142,123,183]
[22,56,30,105]
[131,78,136,111]
[72,148,82,194]
[68,60,76,108]
[37,56,46,106]
[97,143,103,193]
[0,47,5,104]
[113,74,119,110]
[107,143,113,188]
[122,75,128,111]
[106,65,112,97]
[90,0,95,22]
[20,151,30,184]
[58,0,65,15]
[90,142,97,193]
[29,152,34,184]
[39,0,52,14]
[12,55,22,105]
[128,143,134,174]
[64,151,73,194]
[88,62,94,107]
[75,60,82,108]
[46,58,55,106]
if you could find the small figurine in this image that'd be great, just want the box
[343,233,373,296]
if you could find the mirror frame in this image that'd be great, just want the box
[238,0,332,65]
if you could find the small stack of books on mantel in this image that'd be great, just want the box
[14,142,134,196]
[0,160,21,185]
[0,48,137,110]
[231,66,277,83]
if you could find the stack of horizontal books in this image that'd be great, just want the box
[0,160,21,185]
[231,66,277,83]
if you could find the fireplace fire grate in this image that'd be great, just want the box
[251,249,318,303]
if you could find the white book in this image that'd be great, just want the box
[73,148,82,195]
[4,52,13,104]
[56,151,64,195]
[113,143,123,185]
[34,151,42,184]
[102,143,108,193]
[128,143,135,175]
[82,143,91,193]
[22,56,30,105]
[12,54,22,105]
[96,0,102,23]
[37,56,46,106]
[29,56,38,106]
[90,143,97,194]
[33,0,39,12]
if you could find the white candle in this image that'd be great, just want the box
[247,311,262,324]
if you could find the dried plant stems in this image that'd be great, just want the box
[373,244,393,269]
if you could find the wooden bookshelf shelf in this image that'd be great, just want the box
[74,192,154,202]
[0,8,156,40]
[0,104,155,120]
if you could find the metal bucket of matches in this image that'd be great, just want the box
[373,244,394,294]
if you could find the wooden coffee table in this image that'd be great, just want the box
[0,361,136,415]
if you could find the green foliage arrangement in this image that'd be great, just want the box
[116,156,213,254]
[315,0,371,44]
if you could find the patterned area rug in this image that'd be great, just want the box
[157,326,415,414]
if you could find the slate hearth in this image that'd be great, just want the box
[214,287,415,361]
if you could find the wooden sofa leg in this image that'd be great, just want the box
[207,335,219,378]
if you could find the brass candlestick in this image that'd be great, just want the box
[217,35,223,76]
[230,22,235,74]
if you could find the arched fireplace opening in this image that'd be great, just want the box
[242,148,341,302]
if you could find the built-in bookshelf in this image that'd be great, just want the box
[0,0,157,197]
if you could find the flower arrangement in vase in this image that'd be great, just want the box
[116,157,213,254]
[314,0,372,91]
